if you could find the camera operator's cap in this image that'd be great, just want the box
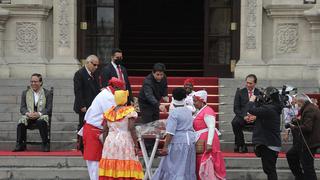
[194,90,207,103]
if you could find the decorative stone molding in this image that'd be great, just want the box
[16,22,38,53]
[246,0,257,49]
[265,4,314,18]
[277,23,299,54]
[0,0,11,4]
[58,0,70,48]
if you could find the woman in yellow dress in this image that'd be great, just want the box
[99,90,144,180]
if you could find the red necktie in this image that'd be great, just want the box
[249,90,253,98]
[117,65,125,88]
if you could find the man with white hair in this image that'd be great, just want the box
[286,93,320,180]
[73,55,100,152]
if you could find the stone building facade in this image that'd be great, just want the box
[0,0,319,82]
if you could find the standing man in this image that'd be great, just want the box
[138,63,169,124]
[246,87,282,180]
[73,55,100,152]
[286,93,320,180]
[231,74,260,153]
[82,77,124,180]
[100,48,132,103]
[13,73,52,152]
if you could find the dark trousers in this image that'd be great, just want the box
[286,143,317,180]
[231,116,247,146]
[16,119,48,145]
[139,103,159,124]
[256,145,278,180]
[77,112,85,153]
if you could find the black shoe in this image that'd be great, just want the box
[42,143,50,152]
[239,145,248,153]
[234,145,240,153]
[12,143,26,152]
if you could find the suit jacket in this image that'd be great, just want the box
[233,87,261,121]
[298,102,320,149]
[100,63,132,102]
[20,88,53,116]
[73,66,100,114]
[138,73,168,108]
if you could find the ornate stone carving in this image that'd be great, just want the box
[277,23,298,54]
[246,0,257,49]
[16,22,38,53]
[58,0,70,47]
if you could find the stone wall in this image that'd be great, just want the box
[235,0,320,84]
[0,0,78,79]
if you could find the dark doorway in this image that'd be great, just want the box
[119,0,204,76]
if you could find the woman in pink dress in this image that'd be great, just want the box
[193,90,226,180]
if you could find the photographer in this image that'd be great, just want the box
[286,93,320,180]
[246,87,282,180]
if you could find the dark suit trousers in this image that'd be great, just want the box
[256,145,278,180]
[16,119,48,144]
[77,112,85,153]
[139,103,159,124]
[231,116,247,146]
[286,144,317,180]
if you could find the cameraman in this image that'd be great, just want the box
[246,87,282,180]
[286,93,320,180]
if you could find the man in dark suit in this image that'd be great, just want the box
[287,93,320,180]
[73,55,100,152]
[100,48,132,103]
[13,73,53,152]
[231,74,260,153]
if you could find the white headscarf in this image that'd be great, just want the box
[194,90,208,103]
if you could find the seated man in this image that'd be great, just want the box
[13,73,52,152]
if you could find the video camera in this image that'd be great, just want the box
[255,85,297,108]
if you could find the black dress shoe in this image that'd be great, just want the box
[234,145,240,153]
[12,143,26,152]
[42,144,50,152]
[239,145,248,153]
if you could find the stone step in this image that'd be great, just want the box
[220,141,293,152]
[0,167,89,180]
[0,141,77,151]
[0,103,75,113]
[225,169,320,180]
[0,122,77,131]
[0,156,86,168]
[1,112,78,123]
[0,131,76,141]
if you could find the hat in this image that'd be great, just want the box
[109,77,125,90]
[184,78,195,86]
[114,90,128,106]
[194,90,207,103]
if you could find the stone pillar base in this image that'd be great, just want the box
[0,64,9,78]
[46,63,80,79]
[235,64,268,79]
[9,64,46,78]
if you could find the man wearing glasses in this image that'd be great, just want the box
[73,55,100,152]
[231,74,260,153]
[13,73,53,152]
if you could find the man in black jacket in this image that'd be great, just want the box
[138,63,169,124]
[100,48,132,103]
[231,74,261,153]
[73,55,100,152]
[246,87,282,180]
[286,93,320,180]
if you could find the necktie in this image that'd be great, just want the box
[117,65,125,88]
[249,90,253,98]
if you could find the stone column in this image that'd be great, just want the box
[1,0,52,78]
[0,7,9,78]
[46,0,79,78]
[304,5,320,83]
[235,0,266,79]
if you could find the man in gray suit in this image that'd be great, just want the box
[13,73,53,152]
